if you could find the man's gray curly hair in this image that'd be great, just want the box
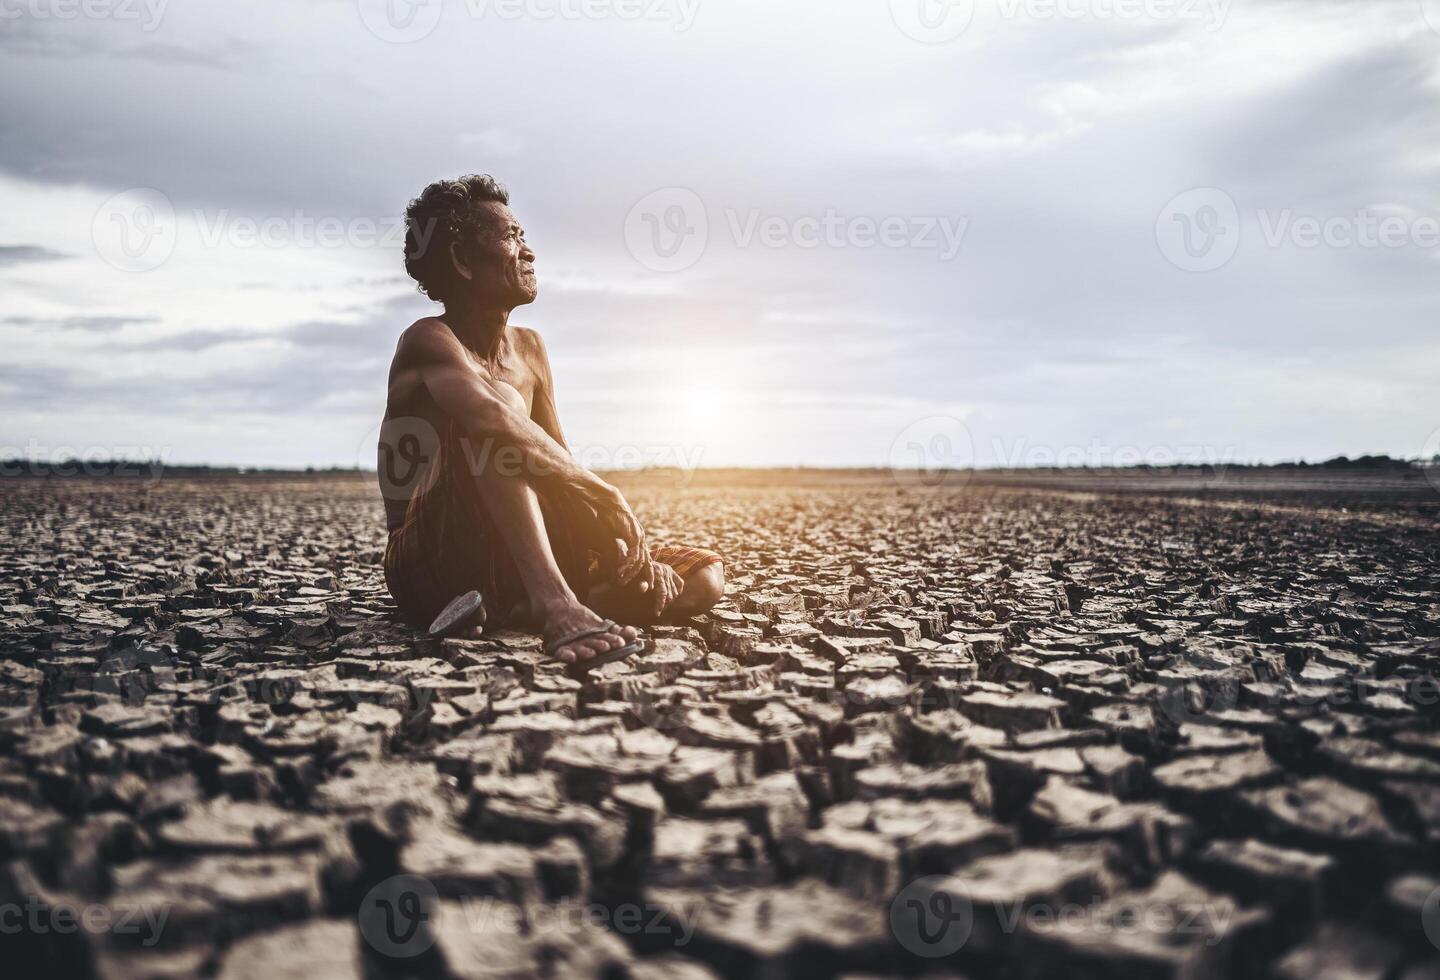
[403,174,510,304]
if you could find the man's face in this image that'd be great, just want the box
[460,201,537,307]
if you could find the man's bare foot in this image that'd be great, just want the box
[537,599,641,665]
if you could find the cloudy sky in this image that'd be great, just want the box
[2,0,1438,469]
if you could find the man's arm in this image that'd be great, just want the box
[395,320,646,584]
[515,325,664,601]
[516,326,568,449]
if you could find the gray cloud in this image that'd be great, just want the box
[3,314,157,331]
[0,0,1437,465]
[0,244,69,266]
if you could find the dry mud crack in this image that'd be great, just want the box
[1,474,1438,979]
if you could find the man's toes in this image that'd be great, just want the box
[573,637,610,661]
[558,640,593,663]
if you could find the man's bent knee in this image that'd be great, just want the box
[680,561,724,613]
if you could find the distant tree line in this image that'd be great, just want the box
[1,455,1436,479]
[0,460,368,479]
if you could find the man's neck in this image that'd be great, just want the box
[442,302,511,360]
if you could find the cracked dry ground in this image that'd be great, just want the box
[2,475,1439,980]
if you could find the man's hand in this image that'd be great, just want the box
[649,561,684,617]
[591,483,648,587]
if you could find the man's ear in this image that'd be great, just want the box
[449,241,473,284]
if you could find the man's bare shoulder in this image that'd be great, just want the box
[510,324,547,349]
[509,325,551,368]
[395,317,462,364]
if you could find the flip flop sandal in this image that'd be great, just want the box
[428,590,486,639]
[546,619,646,675]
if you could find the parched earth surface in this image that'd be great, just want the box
[2,472,1438,979]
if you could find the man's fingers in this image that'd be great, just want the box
[600,490,647,588]
[615,547,643,585]
[614,536,648,586]
[612,538,635,580]
[653,565,677,616]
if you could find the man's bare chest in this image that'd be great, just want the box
[487,361,537,416]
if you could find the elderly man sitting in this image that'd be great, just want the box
[376,175,724,669]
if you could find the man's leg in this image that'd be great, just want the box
[470,459,641,665]
[587,547,725,626]
[384,423,638,665]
